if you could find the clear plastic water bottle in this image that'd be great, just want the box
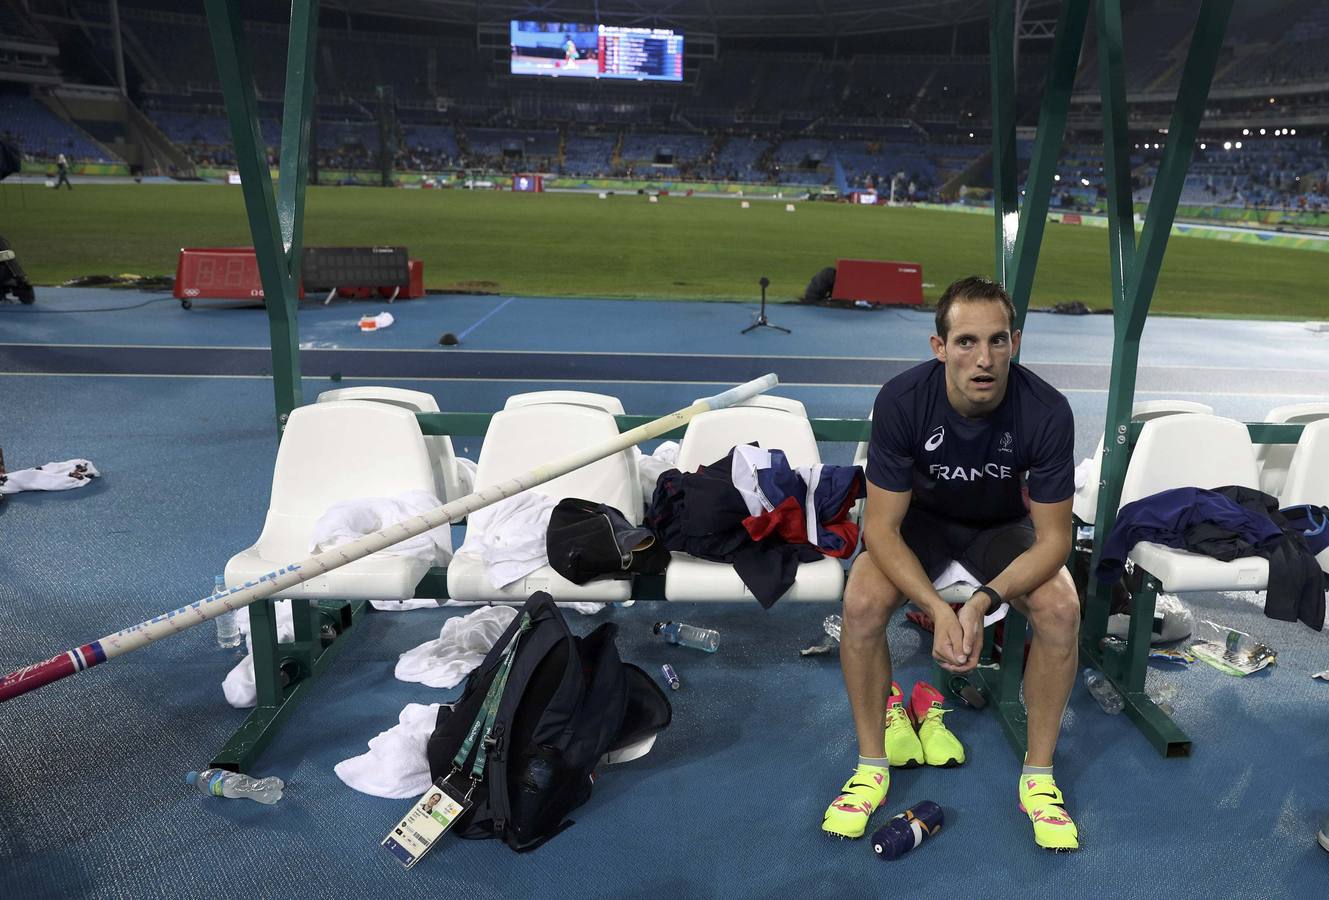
[1147,681,1178,716]
[186,768,284,804]
[1082,667,1124,715]
[213,575,241,650]
[823,614,843,642]
[653,621,720,653]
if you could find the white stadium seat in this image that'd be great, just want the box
[1255,402,1329,499]
[317,385,463,503]
[1072,400,1215,525]
[1118,414,1266,593]
[665,399,844,603]
[447,400,639,603]
[226,401,438,601]
[1279,418,1329,573]
[504,390,626,415]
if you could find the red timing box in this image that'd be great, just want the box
[175,249,424,304]
[174,247,302,302]
[830,258,924,306]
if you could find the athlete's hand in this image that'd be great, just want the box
[953,599,988,674]
[931,606,971,672]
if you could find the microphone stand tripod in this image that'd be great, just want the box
[741,276,790,335]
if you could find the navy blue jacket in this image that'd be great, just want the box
[1098,486,1324,631]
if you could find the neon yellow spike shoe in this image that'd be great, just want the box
[909,681,965,768]
[885,682,925,768]
[821,765,889,839]
[1018,774,1080,851]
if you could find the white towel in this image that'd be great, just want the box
[0,458,100,495]
[309,489,453,564]
[334,703,443,799]
[222,601,296,708]
[636,441,680,504]
[395,605,519,688]
[454,491,558,589]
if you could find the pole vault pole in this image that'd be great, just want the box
[0,374,779,702]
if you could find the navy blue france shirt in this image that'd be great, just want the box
[867,360,1075,525]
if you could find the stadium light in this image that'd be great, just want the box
[1291,129,1296,135]
[1080,178,1090,187]
[1242,128,1249,136]
[1235,141,1243,149]
[1054,174,1061,181]
[1259,128,1266,135]
[1223,141,1232,150]
[1200,142,1207,150]
[968,132,974,139]
[1269,97,1276,104]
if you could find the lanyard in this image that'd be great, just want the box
[451,613,531,786]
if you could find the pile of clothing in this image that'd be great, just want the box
[453,442,866,608]
[644,445,864,607]
[1097,485,1327,631]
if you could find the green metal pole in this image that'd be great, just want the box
[1082,0,1140,644]
[1006,0,1091,332]
[1085,0,1235,648]
[989,0,1019,286]
[277,0,320,284]
[203,0,307,432]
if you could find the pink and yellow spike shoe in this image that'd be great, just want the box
[909,681,965,768]
[821,765,889,839]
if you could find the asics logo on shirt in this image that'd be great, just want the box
[924,426,945,451]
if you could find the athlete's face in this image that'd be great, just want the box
[930,299,1020,417]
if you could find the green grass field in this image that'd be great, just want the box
[5,183,1328,318]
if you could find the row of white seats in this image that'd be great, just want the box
[1074,400,1329,525]
[225,387,846,605]
[448,389,843,604]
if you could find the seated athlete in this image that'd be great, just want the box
[822,275,1082,851]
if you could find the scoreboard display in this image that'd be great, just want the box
[302,246,410,291]
[510,21,684,82]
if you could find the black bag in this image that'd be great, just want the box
[425,591,670,852]
[546,497,670,585]
[801,266,837,304]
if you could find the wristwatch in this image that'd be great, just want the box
[971,585,1003,613]
[971,585,1009,626]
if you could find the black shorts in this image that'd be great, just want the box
[899,505,1036,585]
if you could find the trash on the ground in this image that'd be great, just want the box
[800,614,842,656]
[799,637,838,657]
[1149,647,1196,665]
[1147,681,1179,715]
[1190,620,1276,676]
[359,311,394,331]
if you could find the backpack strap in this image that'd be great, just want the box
[444,612,532,798]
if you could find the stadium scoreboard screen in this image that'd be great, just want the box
[301,246,410,290]
[510,21,683,82]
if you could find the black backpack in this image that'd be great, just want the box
[425,591,671,852]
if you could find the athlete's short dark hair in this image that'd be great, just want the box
[935,276,1016,341]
